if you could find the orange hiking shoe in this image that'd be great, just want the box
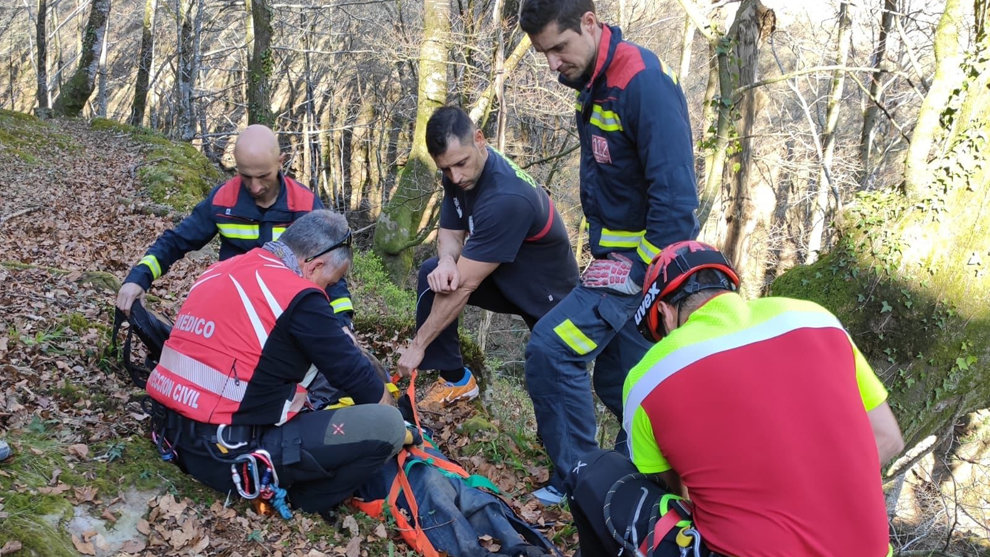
[420,369,479,410]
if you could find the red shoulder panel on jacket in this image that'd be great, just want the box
[606,43,646,90]
[284,176,316,212]
[213,176,242,207]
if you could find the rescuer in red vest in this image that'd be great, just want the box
[146,209,406,516]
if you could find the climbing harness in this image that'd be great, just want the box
[603,472,699,557]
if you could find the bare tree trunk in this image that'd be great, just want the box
[52,0,111,117]
[95,7,110,117]
[903,0,964,196]
[34,0,50,115]
[806,1,852,265]
[245,0,274,127]
[373,0,451,281]
[858,0,895,187]
[129,0,157,127]
[721,0,773,275]
[174,0,198,140]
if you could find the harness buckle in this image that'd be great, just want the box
[216,423,249,450]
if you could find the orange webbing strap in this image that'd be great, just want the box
[385,448,442,557]
[407,446,469,479]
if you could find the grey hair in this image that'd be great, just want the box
[279,209,352,266]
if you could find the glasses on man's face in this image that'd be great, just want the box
[304,230,352,262]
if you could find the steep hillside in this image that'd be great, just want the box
[0,111,571,556]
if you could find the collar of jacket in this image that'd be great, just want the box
[262,240,303,276]
[558,23,623,93]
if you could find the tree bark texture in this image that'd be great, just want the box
[719,0,774,281]
[805,1,852,265]
[129,0,157,127]
[35,0,49,113]
[174,0,198,141]
[373,0,450,281]
[245,0,274,127]
[773,0,990,463]
[52,0,111,117]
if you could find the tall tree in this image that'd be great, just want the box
[245,0,274,127]
[51,0,112,116]
[373,0,451,280]
[35,0,49,115]
[129,0,158,127]
[806,1,853,264]
[903,0,965,194]
[174,0,200,141]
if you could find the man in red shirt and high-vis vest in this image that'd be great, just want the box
[565,241,905,557]
[145,210,406,517]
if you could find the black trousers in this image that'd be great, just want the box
[565,449,715,557]
[168,405,406,513]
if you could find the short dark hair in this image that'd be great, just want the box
[519,0,595,35]
[425,106,476,158]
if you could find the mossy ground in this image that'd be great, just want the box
[0,109,77,163]
[90,118,223,212]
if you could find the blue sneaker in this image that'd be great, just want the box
[531,484,565,506]
[0,440,10,461]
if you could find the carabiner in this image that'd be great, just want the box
[231,454,260,499]
[216,424,248,450]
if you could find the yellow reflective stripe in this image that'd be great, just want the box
[330,297,353,313]
[660,59,678,84]
[885,544,892,557]
[589,105,623,132]
[636,236,661,264]
[272,226,286,241]
[139,255,162,279]
[553,319,598,356]
[216,223,260,240]
[599,228,643,249]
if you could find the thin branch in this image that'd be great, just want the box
[733,65,892,96]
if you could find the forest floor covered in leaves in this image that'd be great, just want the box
[0,112,574,556]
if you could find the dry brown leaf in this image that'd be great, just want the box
[344,536,361,557]
[341,514,360,537]
[73,485,99,503]
[67,443,89,459]
[120,538,147,553]
[373,523,387,538]
[136,518,150,535]
[71,534,96,555]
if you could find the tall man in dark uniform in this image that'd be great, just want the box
[397,106,579,411]
[520,0,700,504]
[115,125,354,325]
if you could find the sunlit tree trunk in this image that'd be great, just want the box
[805,1,852,264]
[373,0,450,281]
[174,0,201,141]
[52,0,111,116]
[129,0,157,127]
[720,0,774,278]
[903,0,964,196]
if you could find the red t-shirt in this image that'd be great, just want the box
[623,293,890,556]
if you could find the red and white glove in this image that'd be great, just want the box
[581,253,640,295]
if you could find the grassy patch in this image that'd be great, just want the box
[90,118,223,212]
[0,110,77,163]
[351,250,417,335]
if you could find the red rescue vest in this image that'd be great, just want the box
[147,248,326,426]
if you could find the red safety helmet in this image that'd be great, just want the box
[634,240,740,342]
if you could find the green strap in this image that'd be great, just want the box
[403,457,500,494]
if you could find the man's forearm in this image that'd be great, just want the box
[436,228,465,262]
[410,286,472,352]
